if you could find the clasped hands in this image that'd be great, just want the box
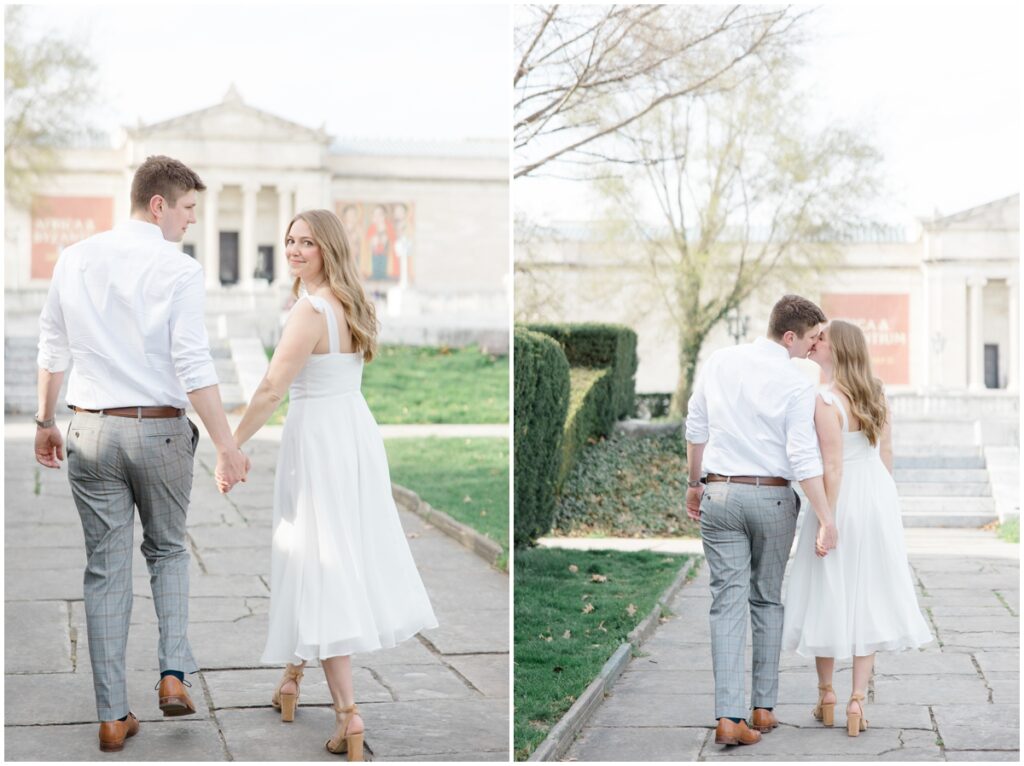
[215,445,251,494]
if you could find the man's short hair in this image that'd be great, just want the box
[768,294,827,339]
[130,155,206,212]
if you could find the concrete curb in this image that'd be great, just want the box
[527,556,701,761]
[392,483,505,569]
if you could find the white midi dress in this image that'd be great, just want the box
[261,294,438,662]
[781,388,933,659]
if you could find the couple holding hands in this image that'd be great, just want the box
[685,295,933,746]
[33,155,437,757]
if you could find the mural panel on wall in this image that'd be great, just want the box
[31,196,115,279]
[822,293,910,385]
[335,201,415,284]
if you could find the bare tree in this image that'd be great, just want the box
[514,4,808,178]
[5,6,99,205]
[597,62,882,415]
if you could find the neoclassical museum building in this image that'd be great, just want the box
[516,194,1020,400]
[5,86,509,347]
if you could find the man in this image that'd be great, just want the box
[34,155,250,753]
[684,295,838,747]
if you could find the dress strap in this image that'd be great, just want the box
[298,293,340,354]
[819,387,849,432]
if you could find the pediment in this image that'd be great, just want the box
[129,87,329,146]
[929,194,1020,232]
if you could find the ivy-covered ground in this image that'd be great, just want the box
[554,431,700,538]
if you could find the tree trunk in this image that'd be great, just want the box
[670,328,707,418]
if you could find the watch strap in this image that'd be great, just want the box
[35,416,56,429]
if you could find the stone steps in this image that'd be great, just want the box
[894,468,990,482]
[897,481,991,497]
[5,336,246,414]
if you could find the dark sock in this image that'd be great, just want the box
[762,707,773,712]
[727,716,743,724]
[161,670,184,682]
[118,714,128,721]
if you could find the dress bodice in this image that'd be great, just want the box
[288,294,363,400]
[819,386,875,461]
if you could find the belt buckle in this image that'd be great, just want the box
[754,476,761,487]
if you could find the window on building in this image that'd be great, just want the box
[256,245,274,283]
[182,244,196,258]
[219,232,239,285]
[984,344,1000,389]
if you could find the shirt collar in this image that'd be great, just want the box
[119,219,165,240]
[754,336,791,362]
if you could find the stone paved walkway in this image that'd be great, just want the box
[559,529,1019,762]
[4,427,509,761]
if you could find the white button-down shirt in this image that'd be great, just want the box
[685,336,823,481]
[37,220,219,409]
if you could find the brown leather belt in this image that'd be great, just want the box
[72,406,184,419]
[706,473,790,487]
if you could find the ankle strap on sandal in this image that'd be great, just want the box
[818,683,834,691]
[849,692,865,702]
[283,663,305,680]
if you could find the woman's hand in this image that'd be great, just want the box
[816,520,838,557]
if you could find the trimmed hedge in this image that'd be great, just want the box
[525,323,638,423]
[527,324,638,487]
[513,328,570,549]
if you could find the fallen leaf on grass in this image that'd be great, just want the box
[568,564,579,573]
[591,573,607,583]
[562,630,572,639]
[626,603,638,617]
[582,603,595,614]
[596,620,608,633]
[463,495,472,503]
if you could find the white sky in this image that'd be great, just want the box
[516,4,1021,227]
[24,4,510,143]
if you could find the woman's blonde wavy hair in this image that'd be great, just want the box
[828,319,888,446]
[288,209,378,362]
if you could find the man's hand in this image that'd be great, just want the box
[815,519,838,557]
[685,484,705,521]
[35,425,65,469]
[215,447,249,494]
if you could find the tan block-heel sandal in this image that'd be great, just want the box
[326,703,370,761]
[271,662,305,722]
[812,683,835,727]
[847,693,868,737]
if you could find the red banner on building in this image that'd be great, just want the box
[31,196,114,279]
[821,293,910,385]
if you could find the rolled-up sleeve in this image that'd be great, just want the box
[169,267,219,392]
[37,256,72,372]
[786,382,823,480]
[684,359,711,443]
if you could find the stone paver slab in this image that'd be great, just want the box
[568,725,705,761]
[5,600,71,673]
[201,666,389,708]
[587,693,717,728]
[945,750,1020,760]
[4,670,212,725]
[444,654,509,698]
[771,702,933,730]
[373,663,480,701]
[932,704,1020,751]
[873,652,978,676]
[872,675,991,705]
[420,608,508,655]
[4,719,225,761]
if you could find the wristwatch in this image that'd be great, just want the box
[34,415,56,429]
[687,479,703,488]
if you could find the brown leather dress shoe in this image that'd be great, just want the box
[98,712,139,752]
[751,708,779,733]
[715,718,762,746]
[157,675,197,717]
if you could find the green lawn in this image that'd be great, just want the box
[267,344,508,425]
[555,431,699,538]
[513,548,697,760]
[998,517,1020,543]
[385,437,509,566]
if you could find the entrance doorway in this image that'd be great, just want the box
[219,232,239,285]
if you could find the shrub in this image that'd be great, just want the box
[513,328,570,548]
[526,323,638,422]
[526,324,638,486]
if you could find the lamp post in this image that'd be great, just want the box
[727,306,750,345]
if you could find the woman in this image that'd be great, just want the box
[781,320,932,737]
[231,209,438,760]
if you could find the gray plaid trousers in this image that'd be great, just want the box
[67,411,200,721]
[700,481,798,720]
